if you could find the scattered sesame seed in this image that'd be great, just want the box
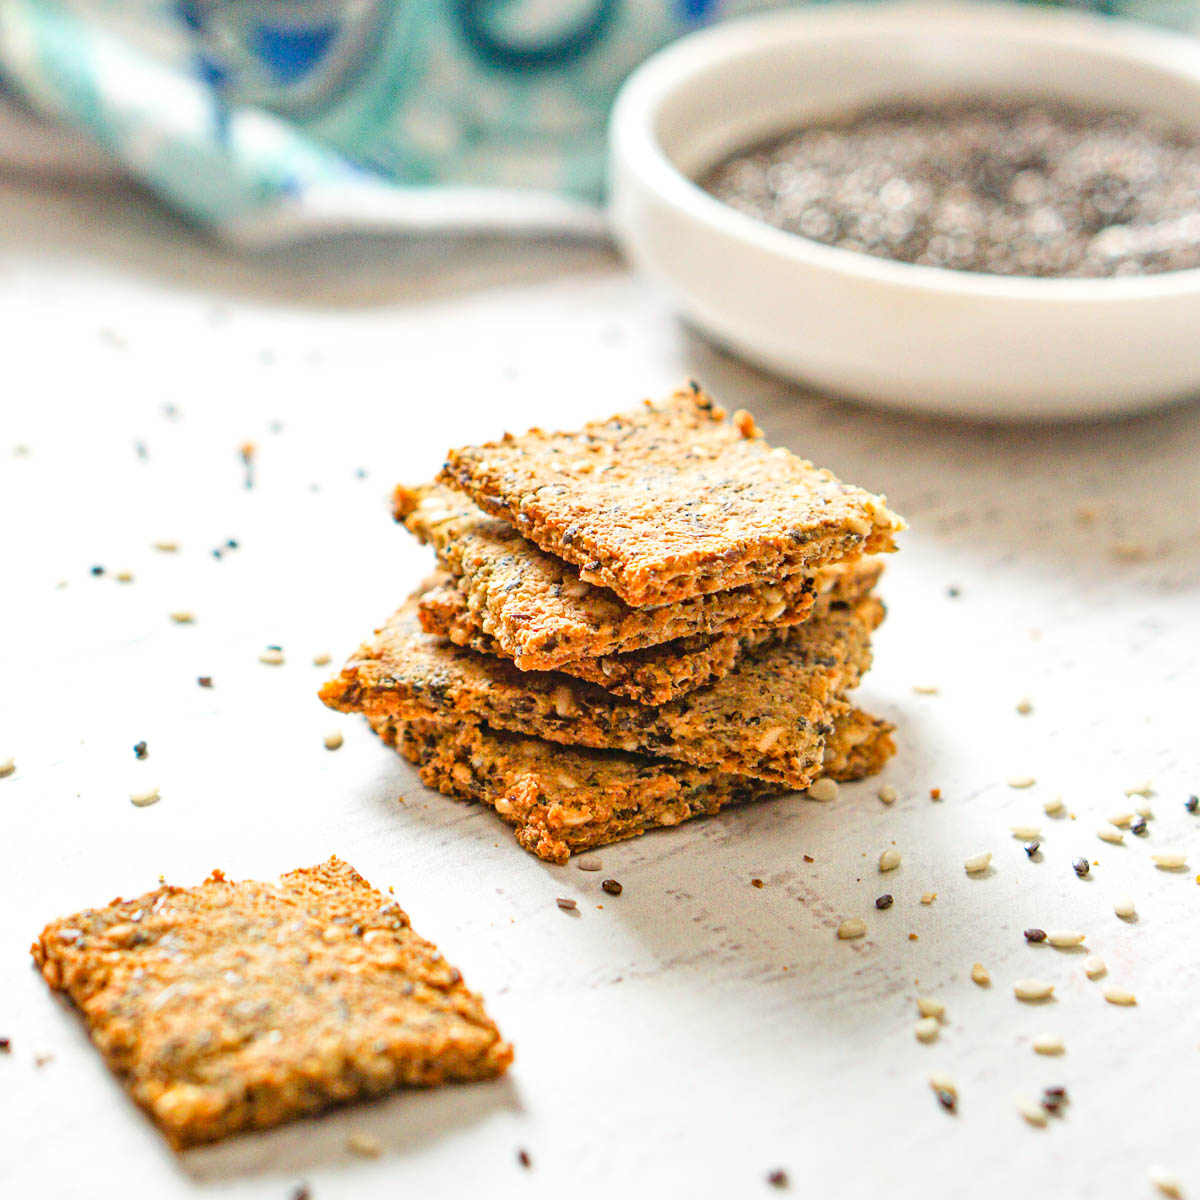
[1108,812,1134,828]
[133,741,147,760]
[917,997,945,1020]
[1024,928,1047,943]
[259,648,285,665]
[1096,823,1124,845]
[1135,802,1154,819]
[912,685,940,695]
[1016,1095,1048,1127]
[878,784,898,804]
[1110,541,1148,563]
[312,653,332,667]
[1147,1165,1183,1198]
[1032,1033,1065,1056]
[1043,796,1065,816]
[1114,897,1137,919]
[601,879,623,896]
[1015,698,1033,715]
[807,778,839,802]
[751,878,764,889]
[197,676,213,688]
[0,758,14,779]
[971,962,991,986]
[575,855,602,872]
[878,849,901,872]
[964,851,992,874]
[1010,824,1041,840]
[1130,816,1148,837]
[130,787,160,808]
[766,1168,789,1189]
[1151,850,1188,870]
[1024,841,1041,858]
[1008,776,1036,789]
[1186,795,1199,814]
[1084,956,1107,979]
[151,540,179,553]
[346,1132,381,1158]
[168,611,196,624]
[1102,986,1137,1006]
[323,730,344,751]
[914,1017,940,1043]
[115,570,134,583]
[875,894,894,910]
[1047,930,1086,948]
[1125,782,1153,798]
[836,917,867,940]
[1072,857,1091,877]
[555,897,578,912]
[1013,979,1055,1002]
[920,892,936,905]
[517,1148,532,1169]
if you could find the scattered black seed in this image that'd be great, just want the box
[875,894,894,910]
[212,547,223,560]
[240,442,256,489]
[517,1148,532,1169]
[266,645,282,653]
[269,421,285,434]
[291,1185,311,1200]
[1130,816,1148,836]
[355,468,368,479]
[1041,1085,1068,1114]
[601,879,623,896]
[767,1168,789,1188]
[226,538,239,550]
[162,403,179,420]
[1072,857,1090,877]
[935,1088,957,1113]
[1024,840,1041,858]
[947,586,961,598]
[197,676,213,688]
[90,565,104,577]
[1024,928,1047,943]
[0,1037,10,1052]
[133,741,148,760]
[134,440,148,460]
[1187,795,1199,814]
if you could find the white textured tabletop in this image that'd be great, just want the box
[2,179,1199,1200]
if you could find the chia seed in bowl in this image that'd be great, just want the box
[700,99,1200,278]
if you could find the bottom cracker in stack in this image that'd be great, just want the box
[322,579,894,861]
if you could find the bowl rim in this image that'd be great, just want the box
[609,0,1200,302]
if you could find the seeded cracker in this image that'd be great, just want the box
[31,858,512,1148]
[418,559,882,705]
[321,591,883,786]
[368,707,894,863]
[438,386,903,608]
[394,482,823,669]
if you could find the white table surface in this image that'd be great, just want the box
[2,178,1199,1200]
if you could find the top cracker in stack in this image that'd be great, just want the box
[323,385,904,861]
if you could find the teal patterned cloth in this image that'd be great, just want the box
[0,1,1193,243]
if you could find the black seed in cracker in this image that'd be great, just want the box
[1024,840,1040,857]
[875,894,894,910]
[601,879,623,896]
[1072,857,1090,877]
[133,741,148,760]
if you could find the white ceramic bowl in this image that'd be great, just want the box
[609,2,1200,419]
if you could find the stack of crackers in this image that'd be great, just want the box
[322,386,905,862]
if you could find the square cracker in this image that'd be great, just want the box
[394,481,821,671]
[32,857,512,1149]
[439,385,903,607]
[320,590,883,788]
[372,709,895,863]
[418,558,882,705]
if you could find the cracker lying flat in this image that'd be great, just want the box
[394,481,820,670]
[419,559,883,705]
[32,858,512,1149]
[438,385,903,607]
[321,591,882,787]
[371,709,894,863]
